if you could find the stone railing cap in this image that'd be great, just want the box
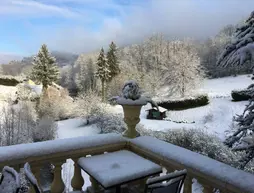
[129,136,254,193]
[0,134,125,163]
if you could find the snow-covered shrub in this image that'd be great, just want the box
[137,126,241,168]
[0,75,22,86]
[0,100,57,145]
[231,89,252,101]
[16,84,40,102]
[32,116,57,142]
[156,94,209,110]
[37,94,75,121]
[96,113,126,134]
[75,90,107,123]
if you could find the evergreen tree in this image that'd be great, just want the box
[218,11,254,170]
[95,48,110,102]
[106,41,120,82]
[30,44,59,91]
[217,11,254,67]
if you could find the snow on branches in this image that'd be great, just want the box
[217,11,254,67]
[224,98,254,169]
[31,44,59,90]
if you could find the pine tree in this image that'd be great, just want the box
[95,48,110,102]
[224,96,254,169]
[106,41,120,82]
[218,11,254,169]
[30,44,59,91]
[217,11,254,67]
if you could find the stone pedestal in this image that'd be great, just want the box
[121,105,142,138]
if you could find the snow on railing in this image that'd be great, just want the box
[0,133,126,165]
[0,134,253,193]
[129,136,254,193]
[0,134,126,193]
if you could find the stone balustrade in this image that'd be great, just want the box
[0,133,253,193]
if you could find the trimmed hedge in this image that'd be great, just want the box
[156,95,209,110]
[231,89,252,101]
[0,76,22,86]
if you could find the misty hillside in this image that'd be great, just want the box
[0,53,23,64]
[22,51,79,67]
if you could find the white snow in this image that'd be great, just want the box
[56,74,253,192]
[78,150,162,188]
[0,134,125,163]
[130,136,254,193]
[106,74,252,140]
[57,118,101,139]
[198,75,253,98]
[24,163,40,190]
[0,166,20,193]
[116,96,148,106]
[0,85,17,101]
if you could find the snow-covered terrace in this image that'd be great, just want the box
[0,134,253,193]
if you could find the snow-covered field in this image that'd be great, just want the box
[57,74,253,193]
[106,74,253,140]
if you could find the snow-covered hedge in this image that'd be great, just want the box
[16,83,40,102]
[0,102,37,146]
[137,127,243,169]
[32,116,58,142]
[156,94,209,110]
[0,75,23,86]
[231,89,252,101]
[92,112,126,134]
[37,94,75,121]
[130,135,254,193]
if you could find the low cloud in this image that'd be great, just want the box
[1,0,254,54]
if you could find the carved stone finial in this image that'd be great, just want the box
[122,80,141,100]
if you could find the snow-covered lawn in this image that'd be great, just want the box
[103,75,251,140]
[57,118,100,139]
[57,74,252,193]
[138,98,246,140]
[57,119,101,192]
[199,74,253,98]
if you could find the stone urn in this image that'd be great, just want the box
[111,80,150,138]
[117,97,148,138]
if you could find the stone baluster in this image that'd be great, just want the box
[166,166,174,174]
[183,175,192,193]
[85,154,101,193]
[51,161,65,193]
[202,184,213,193]
[198,179,213,193]
[71,159,84,191]
[28,164,41,193]
[89,176,100,192]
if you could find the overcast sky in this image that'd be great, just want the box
[0,0,254,56]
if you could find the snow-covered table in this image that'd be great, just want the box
[78,150,162,193]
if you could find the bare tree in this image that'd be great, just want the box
[0,101,37,146]
[161,39,203,97]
